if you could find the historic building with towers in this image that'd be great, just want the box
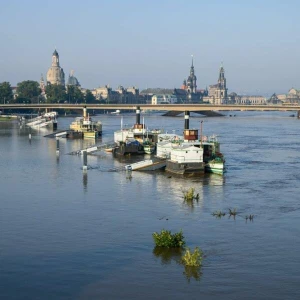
[174,57,206,103]
[203,63,229,104]
[46,49,65,85]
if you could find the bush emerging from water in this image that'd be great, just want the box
[152,229,185,248]
[181,247,203,267]
[182,187,199,202]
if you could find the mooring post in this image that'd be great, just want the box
[200,120,203,146]
[126,168,132,180]
[83,150,88,172]
[56,138,59,155]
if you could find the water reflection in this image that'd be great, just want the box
[83,172,88,191]
[152,247,183,265]
[183,266,202,283]
[153,247,202,282]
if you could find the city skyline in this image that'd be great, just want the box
[1,0,300,96]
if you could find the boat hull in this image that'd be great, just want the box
[113,142,144,156]
[165,160,205,176]
[205,161,225,174]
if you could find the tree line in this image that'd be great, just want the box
[0,81,97,104]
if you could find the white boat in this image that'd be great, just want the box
[156,126,225,175]
[26,111,58,130]
[111,109,121,115]
[165,130,205,176]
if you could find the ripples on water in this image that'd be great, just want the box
[1,111,300,299]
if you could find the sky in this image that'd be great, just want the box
[0,0,300,96]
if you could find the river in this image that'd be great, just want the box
[1,111,300,300]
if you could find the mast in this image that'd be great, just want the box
[200,120,203,147]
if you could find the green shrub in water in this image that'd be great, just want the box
[182,188,199,202]
[181,247,203,267]
[152,229,185,248]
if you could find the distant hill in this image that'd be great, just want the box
[140,88,174,95]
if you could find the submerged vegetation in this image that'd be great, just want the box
[229,208,238,217]
[212,208,255,222]
[182,187,199,203]
[152,229,185,248]
[212,210,226,218]
[181,247,203,267]
[152,229,203,282]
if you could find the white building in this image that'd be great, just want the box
[151,94,177,105]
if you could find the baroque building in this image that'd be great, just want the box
[203,63,229,104]
[66,70,80,87]
[46,49,65,85]
[174,57,205,103]
[183,57,197,93]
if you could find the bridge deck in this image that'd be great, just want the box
[1,103,300,112]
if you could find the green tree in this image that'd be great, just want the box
[84,89,96,103]
[66,86,84,103]
[0,81,13,104]
[16,80,41,103]
[45,84,66,103]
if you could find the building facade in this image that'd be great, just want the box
[203,63,229,104]
[46,49,65,85]
[91,85,142,104]
[151,94,177,105]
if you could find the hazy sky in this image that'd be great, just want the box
[0,0,299,95]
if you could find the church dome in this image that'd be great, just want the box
[46,50,65,85]
[67,75,80,87]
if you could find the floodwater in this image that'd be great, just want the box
[1,111,300,300]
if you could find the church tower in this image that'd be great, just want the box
[186,56,197,94]
[40,74,45,94]
[217,63,227,99]
[46,49,65,85]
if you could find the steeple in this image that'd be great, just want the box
[52,49,60,67]
[40,74,45,93]
[218,62,226,88]
[190,55,194,76]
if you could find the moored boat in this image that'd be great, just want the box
[165,128,205,176]
[143,141,156,154]
[157,112,225,175]
[69,106,102,139]
[26,111,58,130]
[202,135,225,174]
[113,107,161,156]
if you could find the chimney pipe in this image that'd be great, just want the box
[184,111,190,129]
[136,106,141,124]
